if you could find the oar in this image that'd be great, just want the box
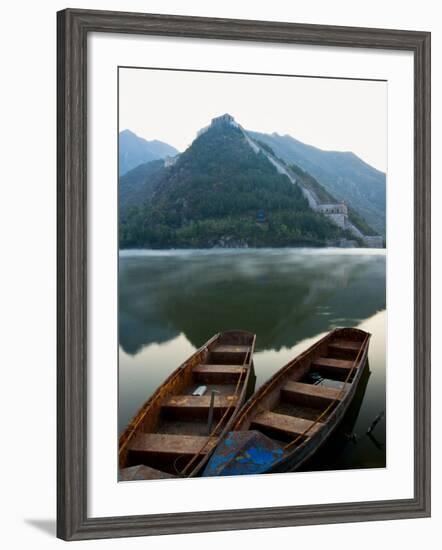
[206,390,220,435]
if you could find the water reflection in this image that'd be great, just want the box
[118,249,386,471]
[119,248,386,354]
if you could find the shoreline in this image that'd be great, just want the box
[119,246,387,256]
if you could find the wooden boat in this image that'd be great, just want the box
[119,330,256,480]
[203,327,371,476]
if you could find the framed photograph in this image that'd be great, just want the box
[57,8,431,541]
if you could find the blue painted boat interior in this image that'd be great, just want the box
[203,431,286,476]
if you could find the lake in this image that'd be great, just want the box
[119,247,386,472]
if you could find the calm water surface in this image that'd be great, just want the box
[119,248,386,471]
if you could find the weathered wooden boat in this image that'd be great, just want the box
[203,327,371,476]
[298,361,371,471]
[119,330,256,480]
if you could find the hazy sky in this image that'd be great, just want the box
[119,67,387,172]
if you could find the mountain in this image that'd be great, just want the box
[119,129,179,176]
[248,131,386,235]
[287,163,376,237]
[119,115,354,249]
[119,159,166,212]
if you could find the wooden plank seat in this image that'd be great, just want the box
[327,340,361,360]
[128,433,217,458]
[311,357,355,378]
[193,364,246,383]
[119,464,176,481]
[212,345,250,354]
[251,411,324,439]
[330,340,360,350]
[209,344,250,365]
[281,380,345,408]
[161,393,238,420]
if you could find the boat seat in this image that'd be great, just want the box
[161,394,237,420]
[209,345,250,364]
[128,433,217,458]
[193,364,246,383]
[281,380,345,407]
[251,411,324,439]
[328,340,360,358]
[331,339,360,350]
[311,357,355,378]
[212,345,250,354]
[119,464,176,481]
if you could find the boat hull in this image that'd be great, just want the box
[267,360,369,474]
[119,330,256,478]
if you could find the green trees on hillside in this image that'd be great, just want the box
[119,123,349,248]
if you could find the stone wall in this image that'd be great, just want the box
[317,203,348,215]
[164,156,178,167]
[242,123,384,247]
[363,236,384,248]
[325,212,348,229]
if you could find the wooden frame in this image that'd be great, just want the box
[57,8,431,541]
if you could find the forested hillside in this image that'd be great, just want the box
[119,120,352,248]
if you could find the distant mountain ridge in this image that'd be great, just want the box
[119,129,179,176]
[248,131,386,235]
[119,159,166,211]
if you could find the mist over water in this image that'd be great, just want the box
[119,248,386,471]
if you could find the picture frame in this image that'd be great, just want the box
[57,8,431,541]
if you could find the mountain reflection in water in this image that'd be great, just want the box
[118,248,386,471]
[119,248,385,354]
